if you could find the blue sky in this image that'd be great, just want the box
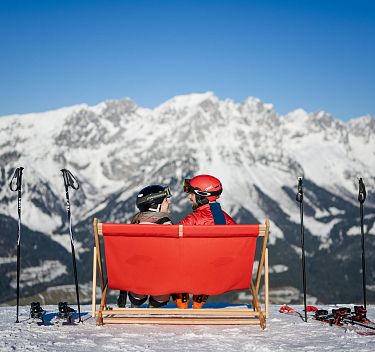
[0,0,374,120]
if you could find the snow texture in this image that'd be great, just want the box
[0,305,374,351]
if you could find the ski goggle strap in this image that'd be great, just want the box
[9,167,24,192]
[183,179,222,197]
[136,186,172,206]
[61,169,80,190]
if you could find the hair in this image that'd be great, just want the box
[130,212,142,224]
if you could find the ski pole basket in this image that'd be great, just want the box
[92,219,270,329]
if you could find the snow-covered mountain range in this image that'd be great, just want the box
[0,92,374,304]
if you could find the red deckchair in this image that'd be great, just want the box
[92,219,270,329]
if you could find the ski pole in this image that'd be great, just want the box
[358,178,367,310]
[296,176,307,322]
[61,169,82,323]
[9,167,24,323]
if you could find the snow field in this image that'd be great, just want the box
[0,305,374,351]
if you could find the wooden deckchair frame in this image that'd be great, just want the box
[92,218,270,329]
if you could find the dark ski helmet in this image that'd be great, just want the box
[183,174,222,206]
[136,184,172,212]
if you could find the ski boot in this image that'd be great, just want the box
[148,296,169,308]
[314,309,333,324]
[353,305,367,322]
[332,307,351,326]
[128,292,148,308]
[192,295,208,309]
[57,302,76,324]
[30,302,45,324]
[117,290,127,308]
[173,293,189,309]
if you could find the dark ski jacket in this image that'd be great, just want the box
[131,211,172,224]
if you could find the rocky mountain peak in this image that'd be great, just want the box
[347,114,375,137]
[1,93,375,305]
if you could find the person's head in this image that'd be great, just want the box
[183,174,222,209]
[136,184,172,213]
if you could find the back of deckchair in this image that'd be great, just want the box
[102,224,260,296]
[93,219,270,329]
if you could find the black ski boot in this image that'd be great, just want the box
[128,292,148,308]
[314,309,329,320]
[148,296,169,308]
[58,302,76,324]
[30,302,45,322]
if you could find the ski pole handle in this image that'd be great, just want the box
[9,167,24,192]
[358,178,366,204]
[61,169,79,190]
[296,177,303,203]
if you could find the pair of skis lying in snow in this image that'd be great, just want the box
[28,302,78,326]
[279,305,375,336]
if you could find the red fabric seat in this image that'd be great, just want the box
[102,224,260,296]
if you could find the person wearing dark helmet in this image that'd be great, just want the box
[117,184,173,308]
[173,174,236,309]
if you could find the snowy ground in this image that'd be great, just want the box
[0,305,374,351]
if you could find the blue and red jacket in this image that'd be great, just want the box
[179,203,236,225]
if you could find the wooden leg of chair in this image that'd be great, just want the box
[265,248,269,319]
[96,310,103,326]
[93,219,105,291]
[259,312,266,330]
[97,283,108,326]
[100,283,108,310]
[251,281,266,330]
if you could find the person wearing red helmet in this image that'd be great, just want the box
[173,174,236,309]
[180,174,236,225]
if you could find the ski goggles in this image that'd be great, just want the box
[164,186,172,198]
[136,186,172,206]
[183,179,221,197]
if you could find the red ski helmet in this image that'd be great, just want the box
[183,174,222,202]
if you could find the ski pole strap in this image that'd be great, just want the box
[9,167,24,192]
[61,169,79,190]
[209,202,226,225]
[295,177,303,203]
[358,178,366,204]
